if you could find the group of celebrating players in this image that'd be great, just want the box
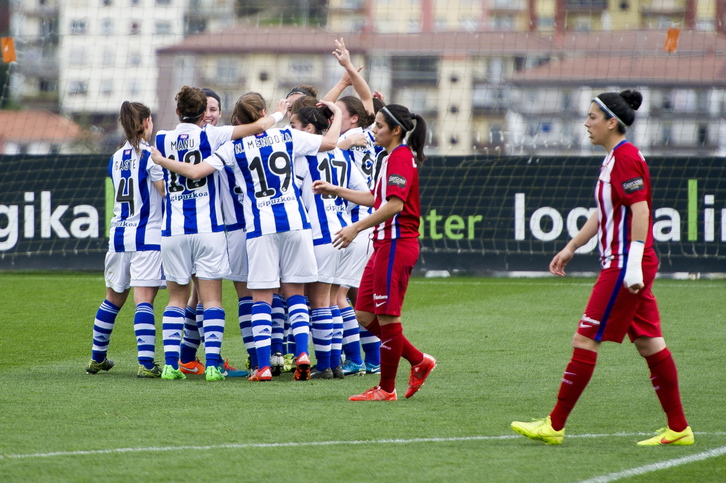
[86,38,437,402]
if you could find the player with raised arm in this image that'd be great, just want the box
[322,38,385,376]
[152,93,341,382]
[154,86,282,382]
[511,90,693,446]
[312,104,436,401]
[290,104,369,379]
[86,101,166,378]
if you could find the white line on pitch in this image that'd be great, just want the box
[2,433,725,460]
[579,444,726,483]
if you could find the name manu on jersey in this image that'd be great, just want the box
[514,178,725,252]
[0,191,98,251]
[170,135,196,151]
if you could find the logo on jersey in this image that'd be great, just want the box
[622,177,644,194]
[388,174,407,189]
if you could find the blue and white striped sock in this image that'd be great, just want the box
[179,305,200,364]
[252,302,272,369]
[238,296,256,368]
[311,307,333,371]
[287,295,309,358]
[341,306,363,365]
[202,307,225,368]
[134,302,156,369]
[330,305,344,368]
[271,293,286,354]
[196,303,205,344]
[360,327,381,366]
[91,299,121,362]
[162,306,185,368]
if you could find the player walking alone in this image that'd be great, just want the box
[511,90,693,446]
[312,104,436,401]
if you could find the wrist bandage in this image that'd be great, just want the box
[624,241,644,289]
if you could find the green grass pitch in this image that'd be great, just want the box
[0,273,724,482]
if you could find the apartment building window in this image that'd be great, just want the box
[392,57,438,84]
[102,18,114,35]
[70,19,88,35]
[68,80,88,95]
[407,19,421,32]
[490,124,504,144]
[130,20,142,34]
[490,15,515,30]
[100,79,113,96]
[290,57,314,81]
[156,0,172,5]
[69,48,86,67]
[128,52,142,67]
[155,20,173,34]
[459,17,479,31]
[103,49,116,67]
[696,125,708,146]
[659,123,672,144]
[103,0,112,6]
[217,58,238,84]
[39,79,57,92]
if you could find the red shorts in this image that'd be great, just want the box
[578,251,661,343]
[356,238,419,317]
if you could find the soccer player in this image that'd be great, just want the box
[511,90,693,446]
[177,88,247,378]
[86,101,165,378]
[312,104,436,401]
[152,93,341,382]
[290,104,369,379]
[323,38,385,376]
[153,86,283,382]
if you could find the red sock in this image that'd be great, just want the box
[646,348,688,432]
[365,318,381,337]
[549,348,597,431]
[401,336,424,366]
[378,322,404,393]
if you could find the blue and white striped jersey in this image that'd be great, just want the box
[209,127,321,239]
[295,148,367,246]
[108,140,164,252]
[155,123,233,236]
[338,126,385,222]
[217,166,245,232]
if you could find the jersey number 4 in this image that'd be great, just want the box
[116,177,135,216]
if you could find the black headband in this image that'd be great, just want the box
[286,87,315,99]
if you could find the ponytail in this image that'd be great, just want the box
[380,104,427,164]
[119,101,151,153]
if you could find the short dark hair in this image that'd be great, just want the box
[201,88,221,107]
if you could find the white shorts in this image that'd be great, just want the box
[247,230,317,290]
[314,243,343,284]
[334,241,356,286]
[105,250,164,293]
[226,229,248,282]
[339,227,373,288]
[161,232,229,284]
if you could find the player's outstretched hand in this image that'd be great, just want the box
[549,247,574,277]
[333,225,359,249]
[150,146,165,165]
[333,37,352,67]
[312,180,336,197]
[373,90,386,102]
[318,99,342,116]
[273,99,288,116]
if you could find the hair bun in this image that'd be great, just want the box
[619,89,642,111]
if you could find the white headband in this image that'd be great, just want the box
[380,106,407,131]
[592,97,624,126]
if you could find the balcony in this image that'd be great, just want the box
[640,0,685,14]
[565,0,608,11]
